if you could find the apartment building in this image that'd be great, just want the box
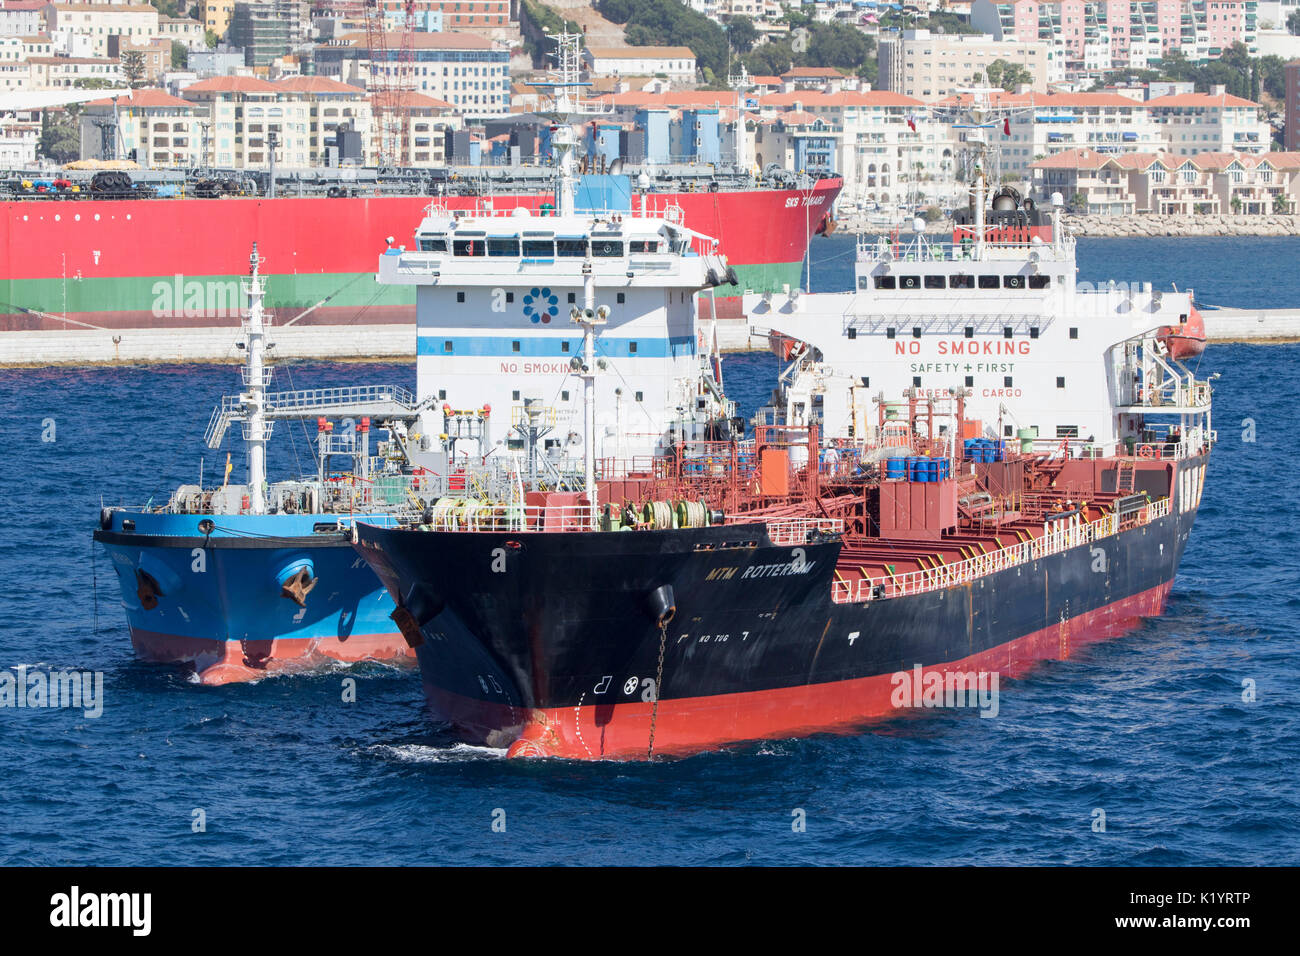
[79,87,196,165]
[0,1,46,36]
[313,31,510,115]
[877,29,1061,98]
[26,53,121,86]
[200,0,235,39]
[1030,146,1300,213]
[181,74,375,168]
[43,3,160,57]
[971,0,1260,76]
[584,47,698,82]
[1147,89,1271,156]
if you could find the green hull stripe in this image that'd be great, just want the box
[1,261,805,318]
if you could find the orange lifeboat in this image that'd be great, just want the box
[1158,305,1207,360]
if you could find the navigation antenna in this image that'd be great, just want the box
[528,32,610,217]
[947,87,1032,260]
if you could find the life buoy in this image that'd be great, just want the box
[1137,444,1156,459]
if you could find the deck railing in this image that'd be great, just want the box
[831,498,1169,604]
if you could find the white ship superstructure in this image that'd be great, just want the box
[744,90,1209,458]
[378,33,736,465]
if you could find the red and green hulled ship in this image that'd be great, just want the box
[0,177,840,332]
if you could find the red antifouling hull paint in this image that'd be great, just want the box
[131,628,415,685]
[425,582,1173,760]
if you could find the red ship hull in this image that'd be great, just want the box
[0,179,841,332]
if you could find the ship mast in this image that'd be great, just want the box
[531,32,598,218]
[573,260,607,528]
[242,243,270,515]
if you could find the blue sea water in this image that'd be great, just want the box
[1,237,1297,866]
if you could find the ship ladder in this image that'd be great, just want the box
[1117,460,1136,494]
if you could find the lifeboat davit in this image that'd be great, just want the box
[1158,306,1207,360]
[768,331,802,361]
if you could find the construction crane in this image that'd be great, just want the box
[325,0,415,167]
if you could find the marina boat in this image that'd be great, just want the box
[347,92,1215,759]
[94,244,430,684]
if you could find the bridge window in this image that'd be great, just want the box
[874,275,896,289]
[1003,275,1025,289]
[592,239,623,257]
[629,239,660,253]
[923,275,945,289]
[487,238,520,257]
[522,239,553,257]
[978,275,999,289]
[1056,425,1079,438]
[950,274,973,289]
[418,235,446,252]
[452,238,485,256]
[899,275,920,289]
[1028,275,1050,289]
[556,239,586,257]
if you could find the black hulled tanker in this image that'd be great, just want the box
[354,439,1209,759]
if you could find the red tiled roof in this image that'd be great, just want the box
[1029,148,1117,170]
[760,90,923,108]
[182,76,279,94]
[85,87,191,109]
[1146,92,1259,108]
[274,75,366,94]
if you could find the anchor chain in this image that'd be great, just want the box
[647,620,668,759]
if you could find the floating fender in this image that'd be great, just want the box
[725,265,739,286]
[705,266,722,287]
[646,584,676,627]
[99,507,115,530]
[275,558,317,608]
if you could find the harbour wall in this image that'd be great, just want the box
[1060,214,1300,238]
[1,310,1296,367]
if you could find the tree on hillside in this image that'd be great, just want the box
[171,40,188,70]
[121,50,147,88]
[727,16,758,54]
[986,59,1033,91]
[598,0,729,77]
[804,22,873,73]
[39,107,81,164]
